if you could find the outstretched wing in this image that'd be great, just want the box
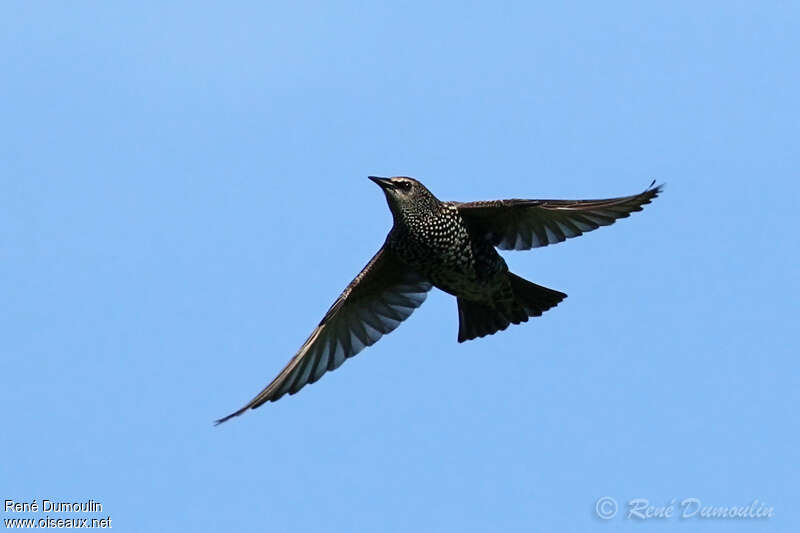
[215,245,432,424]
[456,182,662,250]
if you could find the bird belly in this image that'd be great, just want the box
[430,270,506,300]
[430,250,509,301]
[395,235,508,301]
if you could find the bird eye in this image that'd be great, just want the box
[396,180,412,191]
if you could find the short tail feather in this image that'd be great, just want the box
[457,273,566,342]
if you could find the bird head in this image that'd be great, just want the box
[368,176,440,220]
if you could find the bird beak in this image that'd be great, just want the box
[368,176,395,190]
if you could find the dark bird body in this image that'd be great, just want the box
[216,177,662,424]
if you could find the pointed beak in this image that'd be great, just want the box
[368,176,395,190]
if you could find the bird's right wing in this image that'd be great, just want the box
[456,182,662,250]
[215,245,432,424]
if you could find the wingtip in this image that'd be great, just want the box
[213,406,248,426]
[642,181,665,203]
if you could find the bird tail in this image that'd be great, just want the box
[456,273,567,342]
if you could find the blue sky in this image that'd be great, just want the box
[2,1,798,531]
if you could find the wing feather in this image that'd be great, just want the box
[215,245,432,424]
[457,182,662,250]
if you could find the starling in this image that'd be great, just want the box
[215,177,662,424]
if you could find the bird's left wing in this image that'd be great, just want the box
[455,182,662,250]
[215,245,432,424]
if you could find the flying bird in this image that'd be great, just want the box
[216,177,662,424]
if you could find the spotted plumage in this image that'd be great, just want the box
[216,176,662,424]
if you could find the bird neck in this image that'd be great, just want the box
[390,194,442,226]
